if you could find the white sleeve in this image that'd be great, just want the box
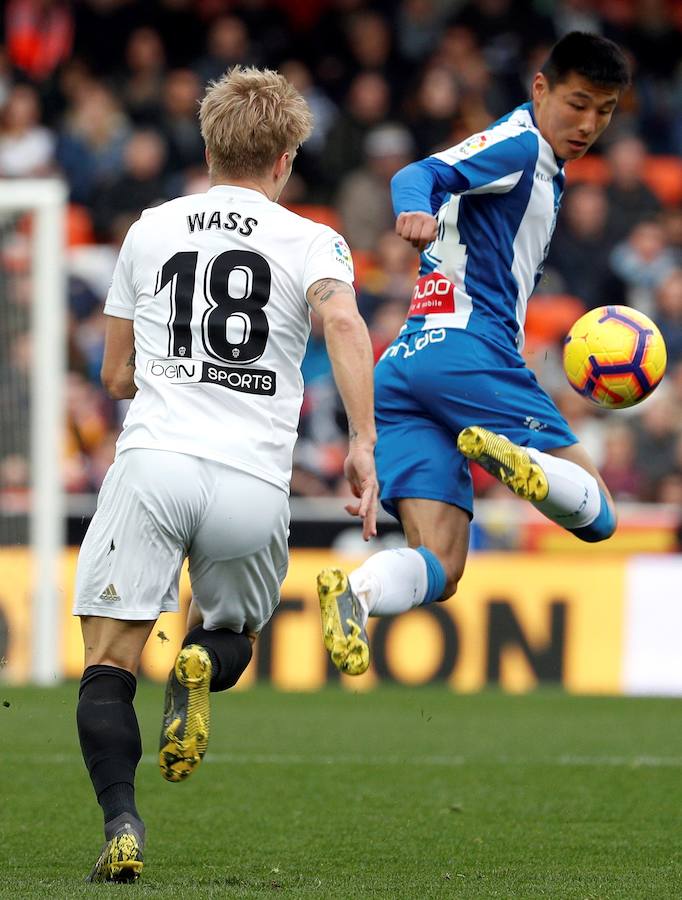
[103,222,138,319]
[302,228,355,295]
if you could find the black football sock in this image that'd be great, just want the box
[182,625,252,692]
[77,665,142,828]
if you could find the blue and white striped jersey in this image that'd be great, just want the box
[391,102,565,350]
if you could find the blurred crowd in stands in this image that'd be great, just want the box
[1,0,682,513]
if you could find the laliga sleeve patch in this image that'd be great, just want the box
[332,236,353,274]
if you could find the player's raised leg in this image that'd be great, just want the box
[159,466,285,780]
[457,426,616,542]
[319,498,468,674]
[77,616,153,883]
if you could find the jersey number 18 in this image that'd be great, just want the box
[157,250,271,364]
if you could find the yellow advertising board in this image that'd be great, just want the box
[0,548,625,693]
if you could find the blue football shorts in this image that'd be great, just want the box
[375,328,578,519]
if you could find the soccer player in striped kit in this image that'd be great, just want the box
[318,33,630,677]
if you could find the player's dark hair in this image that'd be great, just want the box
[541,32,630,91]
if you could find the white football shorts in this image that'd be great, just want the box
[73,448,290,633]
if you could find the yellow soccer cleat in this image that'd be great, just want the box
[87,826,143,883]
[457,426,549,502]
[159,644,212,783]
[317,568,369,676]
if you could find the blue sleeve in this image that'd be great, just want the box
[391,158,468,216]
[391,134,536,215]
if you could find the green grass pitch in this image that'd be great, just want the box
[1,684,681,898]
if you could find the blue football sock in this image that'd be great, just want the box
[416,546,447,603]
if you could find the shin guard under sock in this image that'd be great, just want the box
[77,665,142,824]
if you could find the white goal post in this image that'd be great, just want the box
[0,179,67,684]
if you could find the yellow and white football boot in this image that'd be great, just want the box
[457,426,549,502]
[159,644,212,783]
[317,568,369,676]
[87,822,144,883]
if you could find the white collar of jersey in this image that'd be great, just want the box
[208,184,268,201]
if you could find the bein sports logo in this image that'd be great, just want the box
[147,359,201,384]
[146,357,276,395]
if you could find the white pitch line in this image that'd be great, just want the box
[6,753,682,768]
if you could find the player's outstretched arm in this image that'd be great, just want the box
[101,315,137,400]
[307,278,378,540]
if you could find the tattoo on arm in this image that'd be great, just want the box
[126,351,135,368]
[348,417,358,442]
[312,278,355,306]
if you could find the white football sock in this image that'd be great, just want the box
[527,448,601,529]
[349,548,428,625]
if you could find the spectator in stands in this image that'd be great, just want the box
[599,423,647,501]
[311,0,372,100]
[394,0,444,65]
[5,0,73,83]
[610,218,677,316]
[407,66,461,156]
[91,129,169,241]
[63,372,114,492]
[632,387,682,497]
[551,0,603,38]
[193,16,257,86]
[279,59,339,200]
[546,183,622,309]
[654,269,682,364]
[336,123,415,251]
[0,83,55,177]
[158,68,205,179]
[56,80,131,204]
[368,300,408,361]
[432,25,506,132]
[118,27,167,126]
[297,312,348,493]
[356,229,417,325]
[604,135,661,245]
[321,71,391,192]
[661,206,682,266]
[344,10,401,87]
[449,0,555,111]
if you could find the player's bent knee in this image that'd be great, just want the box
[569,491,617,543]
[442,566,465,601]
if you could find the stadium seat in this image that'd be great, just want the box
[285,204,341,231]
[641,156,682,206]
[524,293,586,345]
[564,155,609,186]
[564,153,682,206]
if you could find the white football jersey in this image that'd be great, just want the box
[104,185,355,491]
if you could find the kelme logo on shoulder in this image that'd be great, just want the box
[146,358,276,396]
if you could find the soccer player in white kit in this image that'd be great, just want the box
[73,67,378,883]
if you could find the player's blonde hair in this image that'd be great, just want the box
[199,66,313,179]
